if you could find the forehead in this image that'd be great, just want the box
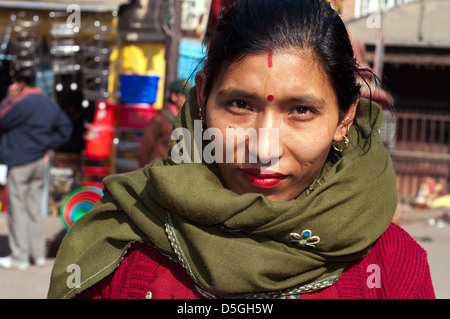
[210,49,336,103]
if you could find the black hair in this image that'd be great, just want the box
[202,0,363,119]
[12,67,36,86]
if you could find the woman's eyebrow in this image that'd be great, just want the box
[215,89,257,99]
[286,95,326,107]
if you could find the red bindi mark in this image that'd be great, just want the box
[266,45,274,102]
[267,44,273,68]
[267,51,273,68]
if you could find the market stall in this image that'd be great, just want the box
[0,0,213,230]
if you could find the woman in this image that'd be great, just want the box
[48,0,434,299]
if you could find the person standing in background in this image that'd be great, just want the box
[138,79,191,167]
[0,67,72,270]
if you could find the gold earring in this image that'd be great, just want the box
[198,100,207,131]
[332,124,350,152]
[198,106,203,122]
[198,97,206,121]
[332,135,349,152]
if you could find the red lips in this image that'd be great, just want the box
[239,168,287,188]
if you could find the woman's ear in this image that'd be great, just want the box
[333,97,359,142]
[195,71,207,109]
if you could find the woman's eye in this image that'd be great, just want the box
[230,100,251,110]
[290,106,315,118]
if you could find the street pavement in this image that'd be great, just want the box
[0,208,449,299]
[0,212,63,299]
[395,207,450,299]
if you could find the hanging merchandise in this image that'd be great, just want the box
[84,101,116,160]
[114,103,157,174]
[117,103,157,128]
[9,11,43,71]
[116,0,170,109]
[48,10,80,93]
[119,74,160,104]
[60,186,103,230]
[80,14,116,102]
[81,101,115,190]
[117,42,166,109]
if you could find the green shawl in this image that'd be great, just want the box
[47,90,397,299]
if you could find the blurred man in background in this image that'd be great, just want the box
[0,68,72,270]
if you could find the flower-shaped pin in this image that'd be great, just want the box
[288,229,320,249]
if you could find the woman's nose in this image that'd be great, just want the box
[248,113,282,170]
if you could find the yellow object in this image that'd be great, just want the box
[107,46,120,104]
[108,42,166,109]
[431,194,450,209]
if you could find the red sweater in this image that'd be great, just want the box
[77,223,435,299]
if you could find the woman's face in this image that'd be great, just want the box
[196,49,357,201]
